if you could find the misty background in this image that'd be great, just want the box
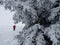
[0,6,25,45]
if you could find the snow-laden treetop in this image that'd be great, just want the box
[0,0,60,29]
[0,0,58,27]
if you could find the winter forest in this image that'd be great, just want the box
[0,0,60,45]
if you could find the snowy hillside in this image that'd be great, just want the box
[0,25,24,45]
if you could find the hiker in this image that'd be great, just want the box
[13,25,16,31]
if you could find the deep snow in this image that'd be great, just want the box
[0,25,25,45]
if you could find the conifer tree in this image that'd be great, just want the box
[0,0,60,45]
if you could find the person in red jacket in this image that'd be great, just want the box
[13,25,16,31]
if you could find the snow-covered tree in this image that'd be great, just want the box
[0,0,60,45]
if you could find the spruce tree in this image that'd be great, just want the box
[0,0,60,45]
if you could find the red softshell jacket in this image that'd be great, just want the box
[13,25,16,31]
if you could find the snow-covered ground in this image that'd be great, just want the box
[0,25,24,45]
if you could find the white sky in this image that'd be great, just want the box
[0,6,14,26]
[0,6,25,26]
